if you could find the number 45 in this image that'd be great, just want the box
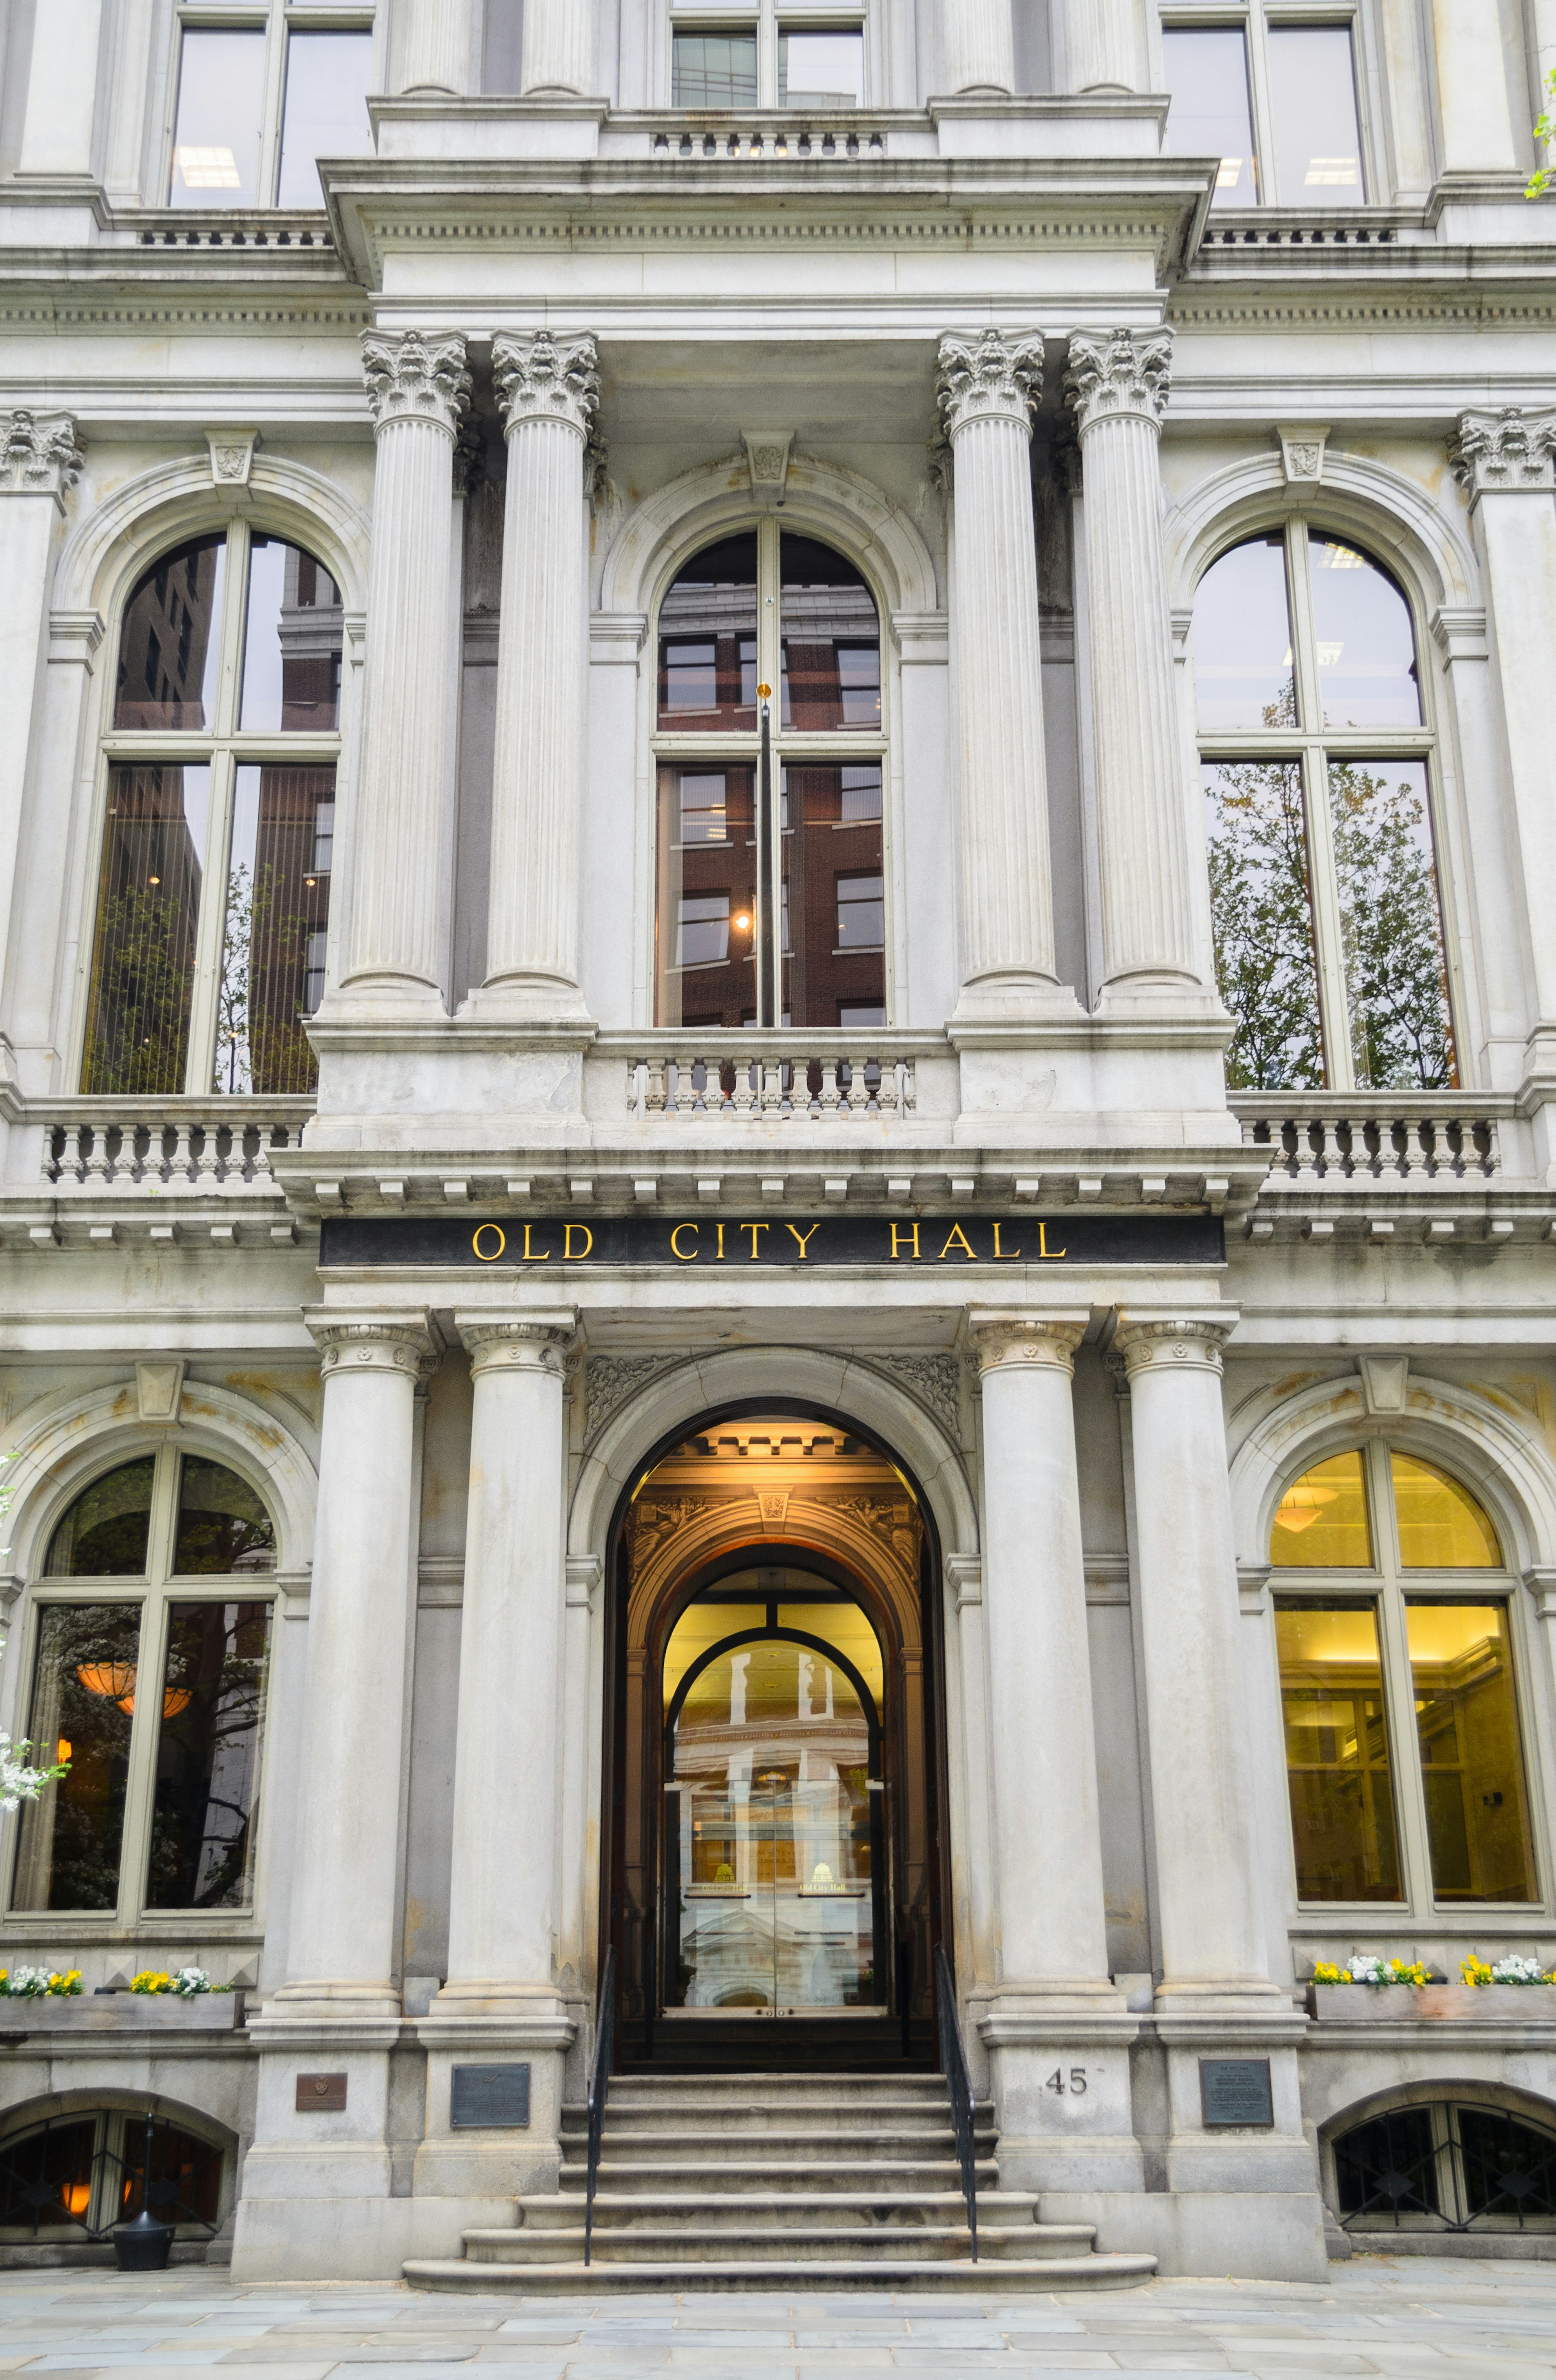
[1046,2067,1088,2094]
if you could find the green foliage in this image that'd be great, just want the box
[1328,762,1456,1090]
[1528,67,1556,196]
[81,882,192,1096]
[1205,756,1325,1090]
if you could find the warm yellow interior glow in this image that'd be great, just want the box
[1271,1451,1372,1567]
[1391,1453,1500,1568]
[663,1571,884,1712]
[1276,1601,1383,1668]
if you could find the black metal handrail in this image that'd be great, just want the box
[934,1942,977,2262]
[583,1944,616,2269]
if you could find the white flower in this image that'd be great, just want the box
[173,1967,212,1995]
[0,1731,63,1814]
[1490,1955,1549,1985]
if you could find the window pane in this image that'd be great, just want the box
[1203,761,1324,1090]
[0,2117,98,2231]
[1391,1454,1500,1569]
[1271,1451,1373,1568]
[1334,2107,1443,2220]
[1193,538,1295,729]
[655,763,756,1027]
[1457,2107,1556,2220]
[779,30,865,107]
[81,765,210,1097]
[173,1457,276,1576]
[782,765,886,1030]
[114,538,227,731]
[780,537,881,732]
[276,31,373,210]
[1327,759,1457,1090]
[1162,28,1257,205]
[170,30,265,208]
[239,539,342,732]
[145,1600,272,1910]
[673,32,759,107]
[12,1605,141,1912]
[45,1459,156,1580]
[1275,1599,1402,1901]
[218,764,335,1095]
[658,536,759,733]
[1406,1602,1536,1902]
[1310,540,1421,728]
[1269,26,1364,207]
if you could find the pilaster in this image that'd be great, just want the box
[522,0,596,93]
[393,0,474,94]
[936,0,1015,93]
[1058,0,1143,92]
[17,0,103,176]
[1430,0,1520,172]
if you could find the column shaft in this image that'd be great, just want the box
[18,0,102,174]
[342,333,470,1008]
[938,0,1015,93]
[1060,0,1141,92]
[1432,0,1519,171]
[936,331,1061,1013]
[1067,331,1198,995]
[393,0,473,94]
[523,0,595,92]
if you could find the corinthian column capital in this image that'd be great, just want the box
[361,330,472,439]
[458,1318,575,1379]
[972,1317,1086,1376]
[1064,329,1172,436]
[935,329,1045,440]
[0,410,84,500]
[1113,1315,1231,1379]
[493,331,601,443]
[1450,406,1556,500]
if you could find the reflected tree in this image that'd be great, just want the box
[1205,752,1325,1091]
[1329,762,1457,1090]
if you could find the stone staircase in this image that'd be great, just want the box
[404,2071,1157,2292]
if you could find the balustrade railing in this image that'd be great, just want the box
[1234,1098,1509,1184]
[624,1046,915,1121]
[38,1103,312,1191]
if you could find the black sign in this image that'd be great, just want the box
[451,2063,531,2129]
[1199,2058,1274,2129]
[321,1212,1224,1272]
[296,2071,347,2113]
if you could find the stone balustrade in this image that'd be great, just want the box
[621,1039,919,1122]
[1235,1097,1510,1183]
[38,1101,313,1191]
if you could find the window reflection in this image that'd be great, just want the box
[1275,1600,1402,1902]
[146,1600,272,1910]
[239,539,342,732]
[782,766,886,1031]
[276,31,373,211]
[1193,538,1294,728]
[1310,540,1420,728]
[1406,1602,1536,1902]
[1391,1455,1499,1569]
[114,538,227,731]
[1270,26,1363,207]
[170,30,265,208]
[45,1460,157,1580]
[173,1459,276,1577]
[218,764,336,1093]
[1162,28,1258,204]
[1203,760,1323,1089]
[780,537,881,732]
[655,763,756,1026]
[672,32,759,106]
[1271,1451,1373,1569]
[779,31,865,107]
[81,765,211,1097]
[658,536,759,733]
[1327,759,1456,1090]
[13,1606,141,1912]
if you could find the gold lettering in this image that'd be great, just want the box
[671,1222,700,1261]
[522,1223,551,1262]
[564,1223,593,1261]
[741,1223,770,1259]
[889,1223,921,1260]
[992,1222,1021,1259]
[1039,1221,1068,1259]
[716,1223,725,1260]
[787,1223,821,1258]
[472,1223,507,1264]
[938,1224,977,1262]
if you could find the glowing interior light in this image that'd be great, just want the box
[175,145,242,189]
[1304,156,1359,185]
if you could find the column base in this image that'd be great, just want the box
[460,973,594,1027]
[980,1995,1143,2195]
[413,2003,576,2200]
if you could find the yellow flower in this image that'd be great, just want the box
[1461,1955,1496,1987]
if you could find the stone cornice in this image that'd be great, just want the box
[492,329,601,442]
[361,327,471,438]
[0,408,83,500]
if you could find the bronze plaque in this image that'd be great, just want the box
[1199,2058,1274,2129]
[295,2071,347,2113]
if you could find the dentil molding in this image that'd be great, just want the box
[1064,328,1173,435]
[492,329,601,442]
[935,328,1045,439]
[361,328,472,438]
[1449,405,1556,498]
[0,408,84,500]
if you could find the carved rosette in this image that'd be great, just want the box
[935,329,1045,442]
[1064,329,1173,438]
[312,1315,442,1383]
[1449,406,1556,499]
[1113,1316,1231,1380]
[971,1319,1086,1377]
[361,330,472,440]
[461,1320,573,1380]
[493,331,602,444]
[0,410,84,499]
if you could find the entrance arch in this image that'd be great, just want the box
[600,1404,951,2068]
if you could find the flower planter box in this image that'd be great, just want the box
[1308,1983,1556,2021]
[0,1994,242,2034]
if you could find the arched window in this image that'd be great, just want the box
[0,2103,227,2247]
[653,524,887,1030]
[1192,525,1456,1091]
[11,1450,276,1921]
[1270,1444,1538,1910]
[83,525,342,1098]
[1332,2097,1556,2237]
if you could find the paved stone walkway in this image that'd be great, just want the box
[0,2256,1549,2379]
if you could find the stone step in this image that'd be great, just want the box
[565,2098,967,2136]
[556,2157,1002,2194]
[515,2190,1059,2235]
[403,2253,1159,2295]
[596,2072,954,2096]
[560,2127,994,2162]
[460,2224,1083,2266]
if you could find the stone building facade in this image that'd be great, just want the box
[0,0,1555,2289]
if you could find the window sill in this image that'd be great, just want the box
[0,1994,244,2034]
[1308,1982,1556,2022]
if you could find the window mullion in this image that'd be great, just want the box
[1245,8,1278,205]
[114,1446,180,1927]
[1300,744,1353,1093]
[1371,1443,1433,1917]
[259,0,289,203]
[759,0,778,109]
[185,750,237,1096]
[214,519,250,739]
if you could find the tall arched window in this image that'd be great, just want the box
[9,1449,275,1921]
[653,523,887,1030]
[83,525,342,1098]
[1270,1444,1538,1912]
[1192,525,1456,1092]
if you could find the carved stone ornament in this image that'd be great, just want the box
[742,428,795,500]
[1277,426,1328,486]
[0,409,84,499]
[935,329,1045,441]
[461,1320,573,1378]
[312,1317,442,1381]
[451,413,485,499]
[492,330,602,442]
[1064,329,1173,436]
[360,330,472,439]
[871,1352,963,1440]
[205,428,259,488]
[1449,406,1556,499]
[587,1354,676,1437]
[971,1320,1085,1376]
[1113,1316,1231,1378]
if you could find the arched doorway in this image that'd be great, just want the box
[602,1407,947,2068]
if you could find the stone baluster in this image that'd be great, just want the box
[1065,331,1200,1002]
[937,0,1015,93]
[1431,0,1519,171]
[17,0,103,175]
[393,0,474,94]
[470,333,599,1023]
[1058,0,1142,90]
[936,331,1066,1018]
[339,332,470,1013]
[522,0,596,93]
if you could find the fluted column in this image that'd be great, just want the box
[1059,0,1142,92]
[471,333,599,1022]
[17,0,102,174]
[936,331,1064,1017]
[340,332,470,1011]
[1431,0,1519,171]
[1115,1318,1278,2006]
[522,0,595,92]
[937,0,1014,92]
[393,0,474,94]
[1065,330,1199,999]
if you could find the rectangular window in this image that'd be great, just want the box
[145,1601,273,1910]
[840,765,883,824]
[656,764,756,1025]
[778,28,865,107]
[1162,27,1257,205]
[1406,1602,1537,1903]
[217,764,336,1095]
[1326,758,1456,1091]
[276,30,374,210]
[82,765,212,1098]
[662,641,719,714]
[170,28,266,208]
[1269,24,1364,207]
[836,873,885,951]
[673,31,759,107]
[1275,1600,1402,1903]
[679,773,731,847]
[676,892,731,969]
[836,645,883,727]
[1203,760,1325,1091]
[12,1606,142,1913]
[838,1003,886,1028]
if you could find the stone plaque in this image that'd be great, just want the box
[1199,2058,1274,2129]
[451,2063,531,2129]
[295,2071,347,2113]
